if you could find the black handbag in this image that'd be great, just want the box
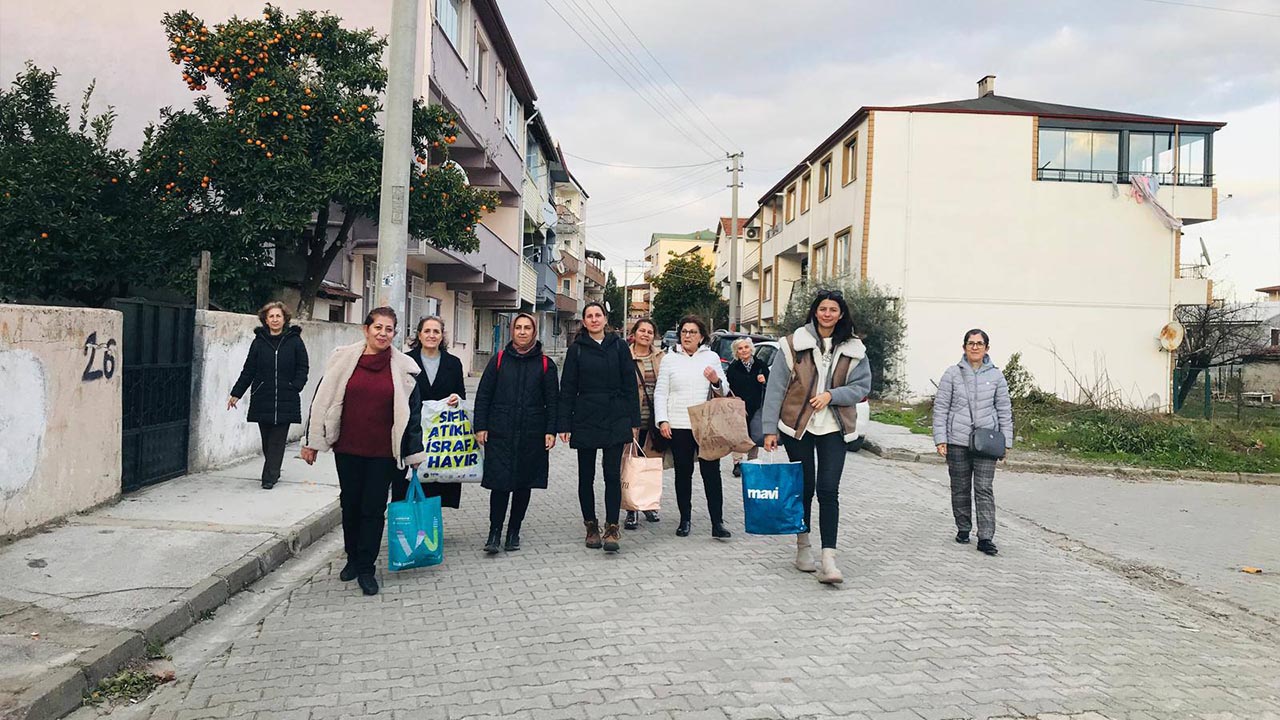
[965,378,1007,459]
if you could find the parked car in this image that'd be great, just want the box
[709,331,773,369]
[753,340,870,452]
[661,329,679,351]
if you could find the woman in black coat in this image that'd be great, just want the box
[228,301,309,489]
[725,337,769,476]
[474,313,558,555]
[401,315,468,507]
[557,302,641,554]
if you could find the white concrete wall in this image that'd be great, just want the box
[868,111,1182,406]
[0,305,122,536]
[188,310,365,472]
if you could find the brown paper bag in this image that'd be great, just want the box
[688,396,755,461]
[621,442,664,512]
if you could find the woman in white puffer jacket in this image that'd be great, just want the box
[654,314,731,540]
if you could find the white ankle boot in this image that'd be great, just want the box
[794,534,816,573]
[817,548,843,584]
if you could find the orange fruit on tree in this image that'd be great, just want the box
[40,232,48,239]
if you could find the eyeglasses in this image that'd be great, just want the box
[965,341,987,348]
[679,329,701,335]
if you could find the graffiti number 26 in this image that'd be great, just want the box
[82,332,118,382]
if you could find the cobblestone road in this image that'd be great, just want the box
[135,451,1279,720]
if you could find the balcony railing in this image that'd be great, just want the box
[1037,168,1213,187]
[584,262,606,288]
[765,224,784,240]
[560,251,580,274]
[519,258,538,307]
[741,298,759,323]
[555,292,577,314]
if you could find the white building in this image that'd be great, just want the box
[712,216,763,332]
[749,76,1219,408]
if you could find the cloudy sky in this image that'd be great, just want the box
[497,0,1280,297]
[2,0,1276,298]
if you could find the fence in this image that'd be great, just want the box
[1174,365,1278,422]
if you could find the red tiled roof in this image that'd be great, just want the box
[719,217,749,237]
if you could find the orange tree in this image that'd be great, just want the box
[143,5,498,316]
[0,65,169,305]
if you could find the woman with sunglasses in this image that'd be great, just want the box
[931,328,1013,556]
[762,289,871,584]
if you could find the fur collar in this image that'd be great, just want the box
[790,324,866,360]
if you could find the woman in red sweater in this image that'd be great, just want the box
[302,307,425,596]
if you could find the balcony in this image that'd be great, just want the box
[560,250,580,275]
[585,262,606,289]
[741,298,759,324]
[744,244,761,279]
[413,222,521,310]
[765,224,784,240]
[1173,277,1211,306]
[520,258,538,308]
[555,292,578,316]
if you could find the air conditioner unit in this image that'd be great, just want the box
[745,227,760,240]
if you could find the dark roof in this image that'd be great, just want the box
[889,94,1226,128]
[1257,285,1280,294]
[757,93,1226,205]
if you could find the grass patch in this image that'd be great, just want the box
[874,394,1280,473]
[83,668,160,707]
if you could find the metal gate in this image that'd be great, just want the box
[113,299,194,492]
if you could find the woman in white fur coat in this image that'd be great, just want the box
[655,314,731,540]
[301,307,425,597]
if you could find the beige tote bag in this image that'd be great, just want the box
[621,442,664,512]
[688,395,755,461]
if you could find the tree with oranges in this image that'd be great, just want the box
[0,65,170,305]
[144,4,498,317]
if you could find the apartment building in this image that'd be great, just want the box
[643,230,718,282]
[712,216,763,332]
[748,76,1220,407]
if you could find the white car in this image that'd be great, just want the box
[753,341,870,452]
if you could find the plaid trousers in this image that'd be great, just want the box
[946,444,997,541]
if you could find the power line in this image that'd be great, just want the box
[584,187,727,229]
[589,165,724,215]
[541,0,722,160]
[561,151,721,170]
[602,0,740,151]
[565,0,732,156]
[1134,0,1280,17]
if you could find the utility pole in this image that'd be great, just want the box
[373,0,420,319]
[728,151,743,331]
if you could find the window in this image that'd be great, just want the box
[813,242,829,280]
[1129,132,1176,178]
[526,134,539,174]
[362,258,378,317]
[1271,328,1279,347]
[1177,134,1208,185]
[800,173,812,214]
[327,304,346,323]
[834,231,852,274]
[504,82,520,144]
[436,0,460,50]
[454,291,471,347]
[473,31,489,96]
[818,156,832,201]
[785,185,796,223]
[562,278,571,294]
[763,268,773,301]
[842,133,859,185]
[1038,128,1120,182]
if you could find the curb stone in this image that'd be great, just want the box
[862,439,1280,486]
[14,499,341,720]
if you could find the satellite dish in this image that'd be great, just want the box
[1158,320,1185,352]
[1198,237,1211,266]
[441,160,469,186]
[605,301,613,313]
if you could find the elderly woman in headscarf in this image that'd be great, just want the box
[473,313,559,555]
[725,336,769,477]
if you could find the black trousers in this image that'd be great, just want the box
[668,429,724,525]
[257,422,290,485]
[334,453,398,575]
[577,444,624,525]
[782,432,847,549]
[489,489,532,531]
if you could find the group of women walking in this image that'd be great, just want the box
[229,293,1014,597]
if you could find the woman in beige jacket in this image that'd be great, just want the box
[301,307,425,596]
[627,317,664,529]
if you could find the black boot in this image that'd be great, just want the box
[339,562,357,582]
[643,510,660,523]
[711,523,732,539]
[624,511,638,530]
[504,527,521,552]
[676,520,691,537]
[484,527,502,555]
[977,539,999,556]
[357,574,379,596]
[955,530,971,544]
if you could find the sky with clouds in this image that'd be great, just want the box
[497,0,1280,298]
[2,0,1276,299]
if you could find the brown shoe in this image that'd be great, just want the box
[584,520,602,549]
[602,523,621,553]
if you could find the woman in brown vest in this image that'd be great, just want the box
[761,290,871,584]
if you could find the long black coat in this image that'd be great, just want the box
[557,332,641,449]
[231,326,309,425]
[726,358,769,419]
[473,342,559,492]
[410,348,467,508]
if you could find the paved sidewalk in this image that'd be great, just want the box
[0,447,341,720]
[110,449,1280,720]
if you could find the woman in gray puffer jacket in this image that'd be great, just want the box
[931,329,1013,556]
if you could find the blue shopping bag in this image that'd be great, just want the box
[386,470,444,572]
[740,450,807,535]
